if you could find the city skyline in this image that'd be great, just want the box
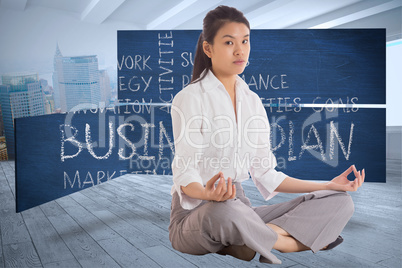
[0,7,121,90]
[0,72,46,158]
[0,44,118,160]
[0,43,117,107]
[0,43,118,91]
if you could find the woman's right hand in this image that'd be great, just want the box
[204,172,236,201]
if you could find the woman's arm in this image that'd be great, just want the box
[181,172,236,201]
[276,165,365,193]
[275,176,329,193]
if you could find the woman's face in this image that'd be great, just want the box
[203,22,250,79]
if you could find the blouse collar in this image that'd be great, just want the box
[200,68,248,96]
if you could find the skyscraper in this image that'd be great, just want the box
[52,43,63,111]
[99,69,111,107]
[0,73,46,159]
[53,45,101,112]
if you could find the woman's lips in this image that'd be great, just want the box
[234,60,245,65]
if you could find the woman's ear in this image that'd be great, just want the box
[203,41,212,58]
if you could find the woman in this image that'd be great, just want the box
[168,5,364,265]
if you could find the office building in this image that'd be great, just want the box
[53,45,101,112]
[0,73,46,159]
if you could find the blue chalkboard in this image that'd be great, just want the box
[15,29,386,212]
[117,29,386,179]
[268,106,385,181]
[118,29,385,104]
[118,30,200,104]
[15,104,174,212]
[15,105,385,212]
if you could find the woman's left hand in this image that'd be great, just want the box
[326,165,365,192]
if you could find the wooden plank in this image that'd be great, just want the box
[336,229,394,264]
[69,191,109,212]
[104,172,402,266]
[340,218,401,259]
[55,196,119,242]
[41,201,120,268]
[274,249,381,268]
[0,212,32,246]
[75,187,128,213]
[107,178,171,210]
[106,178,171,216]
[120,174,173,195]
[39,199,68,218]
[87,185,170,243]
[91,210,161,248]
[97,236,161,267]
[91,200,237,267]
[130,172,400,267]
[70,187,225,267]
[0,167,16,216]
[1,159,399,267]
[0,163,32,267]
[0,229,4,268]
[7,161,15,171]
[42,258,81,268]
[109,175,170,200]
[0,161,15,198]
[351,209,401,237]
[21,206,74,265]
[173,252,253,268]
[376,256,402,268]
[81,186,172,245]
[86,184,169,230]
[118,175,173,201]
[141,245,197,267]
[114,176,174,209]
[110,176,301,266]
[314,249,387,268]
[81,184,239,267]
[103,184,170,230]
[173,252,243,268]
[102,178,300,267]
[3,241,42,268]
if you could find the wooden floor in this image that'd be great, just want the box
[0,160,401,268]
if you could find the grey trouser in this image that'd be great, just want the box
[168,182,354,264]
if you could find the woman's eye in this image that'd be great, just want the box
[226,41,233,45]
[243,39,248,44]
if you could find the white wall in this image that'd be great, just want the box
[386,40,402,126]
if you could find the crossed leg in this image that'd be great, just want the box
[219,223,310,260]
[267,223,337,253]
[267,223,310,253]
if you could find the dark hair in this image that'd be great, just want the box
[191,5,250,83]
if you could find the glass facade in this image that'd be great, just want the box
[0,73,46,159]
[53,52,101,112]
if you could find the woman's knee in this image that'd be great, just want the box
[313,191,355,218]
[337,192,355,217]
[199,200,242,230]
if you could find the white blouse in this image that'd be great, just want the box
[170,69,288,210]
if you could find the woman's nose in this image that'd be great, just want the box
[234,46,243,55]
